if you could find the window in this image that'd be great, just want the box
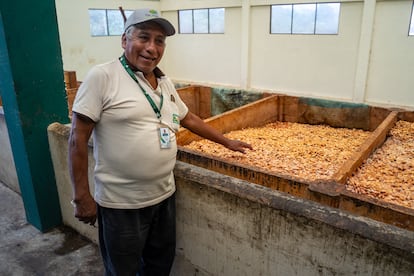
[271,3,340,35]
[209,8,225,33]
[178,10,193,34]
[179,8,225,34]
[271,5,292,34]
[194,9,209,33]
[89,10,107,36]
[293,4,316,34]
[410,4,414,36]
[89,9,133,36]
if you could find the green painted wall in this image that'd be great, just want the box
[0,1,69,231]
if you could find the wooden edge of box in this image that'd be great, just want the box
[332,111,399,184]
[64,71,78,89]
[178,147,326,201]
[339,189,414,231]
[177,95,280,146]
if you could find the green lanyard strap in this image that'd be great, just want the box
[119,55,163,119]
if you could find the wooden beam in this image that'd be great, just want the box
[332,111,398,184]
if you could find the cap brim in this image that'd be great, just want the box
[149,18,176,36]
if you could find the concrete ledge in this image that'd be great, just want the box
[47,122,98,243]
[174,161,414,275]
[174,161,414,256]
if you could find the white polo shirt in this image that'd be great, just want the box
[72,59,188,209]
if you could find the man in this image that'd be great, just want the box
[68,8,252,276]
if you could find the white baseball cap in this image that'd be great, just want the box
[124,9,176,36]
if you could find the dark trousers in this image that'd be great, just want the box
[97,194,176,276]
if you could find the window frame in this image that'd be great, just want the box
[89,9,109,37]
[409,3,414,36]
[270,3,341,35]
[178,8,225,34]
[88,8,133,37]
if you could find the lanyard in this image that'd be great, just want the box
[119,55,163,119]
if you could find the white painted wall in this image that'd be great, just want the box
[162,8,243,87]
[55,0,160,80]
[248,3,363,101]
[55,0,414,109]
[365,0,414,109]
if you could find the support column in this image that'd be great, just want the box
[0,1,69,231]
[353,0,376,102]
[240,0,251,89]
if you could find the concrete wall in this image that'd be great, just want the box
[47,123,98,243]
[47,122,414,275]
[0,108,19,193]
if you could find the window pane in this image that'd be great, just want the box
[315,3,340,34]
[89,9,107,36]
[179,10,193,33]
[194,9,209,33]
[410,6,414,36]
[107,10,125,35]
[209,8,225,33]
[124,10,134,23]
[292,4,316,34]
[271,5,292,34]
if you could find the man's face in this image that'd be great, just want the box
[122,23,166,74]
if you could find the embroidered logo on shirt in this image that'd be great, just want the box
[173,114,179,124]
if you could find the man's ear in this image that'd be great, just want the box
[121,33,127,49]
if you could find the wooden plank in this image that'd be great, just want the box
[339,190,414,231]
[177,86,199,117]
[205,95,279,132]
[398,110,414,122]
[64,71,78,89]
[369,106,392,131]
[198,86,211,119]
[177,85,212,119]
[66,88,78,120]
[278,95,300,123]
[332,111,399,184]
[177,148,313,199]
[177,95,280,146]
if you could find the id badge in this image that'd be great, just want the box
[159,127,171,149]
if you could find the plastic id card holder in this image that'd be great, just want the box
[159,127,171,149]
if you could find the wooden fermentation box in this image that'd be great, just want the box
[176,92,414,232]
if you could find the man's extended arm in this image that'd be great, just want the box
[180,111,253,153]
